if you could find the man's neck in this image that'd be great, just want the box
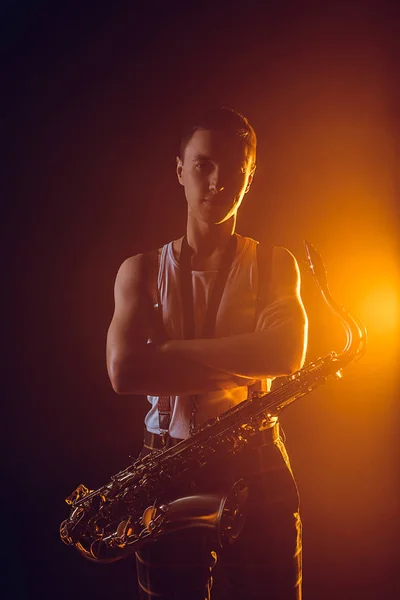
[186,214,236,257]
[182,214,237,271]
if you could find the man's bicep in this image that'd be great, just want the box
[255,294,307,332]
[106,255,152,372]
[256,246,308,369]
[258,246,305,322]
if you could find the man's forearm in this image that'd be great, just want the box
[162,322,306,380]
[108,342,255,396]
[108,297,307,394]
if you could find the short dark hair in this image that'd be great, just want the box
[179,106,257,169]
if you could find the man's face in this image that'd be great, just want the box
[176,129,255,225]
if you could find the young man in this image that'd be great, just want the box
[107,107,308,600]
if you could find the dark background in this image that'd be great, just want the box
[3,1,399,599]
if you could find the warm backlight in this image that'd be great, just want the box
[360,286,399,337]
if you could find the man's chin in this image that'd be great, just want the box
[202,198,233,212]
[188,199,238,224]
[198,204,236,225]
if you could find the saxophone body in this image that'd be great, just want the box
[60,242,367,562]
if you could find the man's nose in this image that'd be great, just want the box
[209,168,225,193]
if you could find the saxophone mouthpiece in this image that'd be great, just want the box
[303,240,314,272]
[303,240,329,291]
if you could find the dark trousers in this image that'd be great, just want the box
[135,431,302,600]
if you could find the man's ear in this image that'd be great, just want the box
[176,156,184,186]
[244,164,256,194]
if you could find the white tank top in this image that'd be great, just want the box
[145,235,271,439]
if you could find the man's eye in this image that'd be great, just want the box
[195,162,212,172]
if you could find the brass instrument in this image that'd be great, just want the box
[60,241,366,562]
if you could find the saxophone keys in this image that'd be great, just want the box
[142,506,158,530]
[65,483,91,506]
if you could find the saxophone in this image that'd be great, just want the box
[60,241,366,562]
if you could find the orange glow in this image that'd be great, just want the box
[360,286,399,336]
[332,244,400,364]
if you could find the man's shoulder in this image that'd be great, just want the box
[116,238,178,289]
[118,253,147,274]
[114,250,162,300]
[119,239,173,271]
[253,239,298,266]
[271,246,300,274]
[114,254,148,293]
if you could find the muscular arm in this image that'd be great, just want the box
[161,247,308,379]
[106,254,256,396]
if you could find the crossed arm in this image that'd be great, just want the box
[106,246,308,397]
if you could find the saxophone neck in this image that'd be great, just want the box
[304,240,367,365]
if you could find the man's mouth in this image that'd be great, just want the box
[203,195,228,205]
